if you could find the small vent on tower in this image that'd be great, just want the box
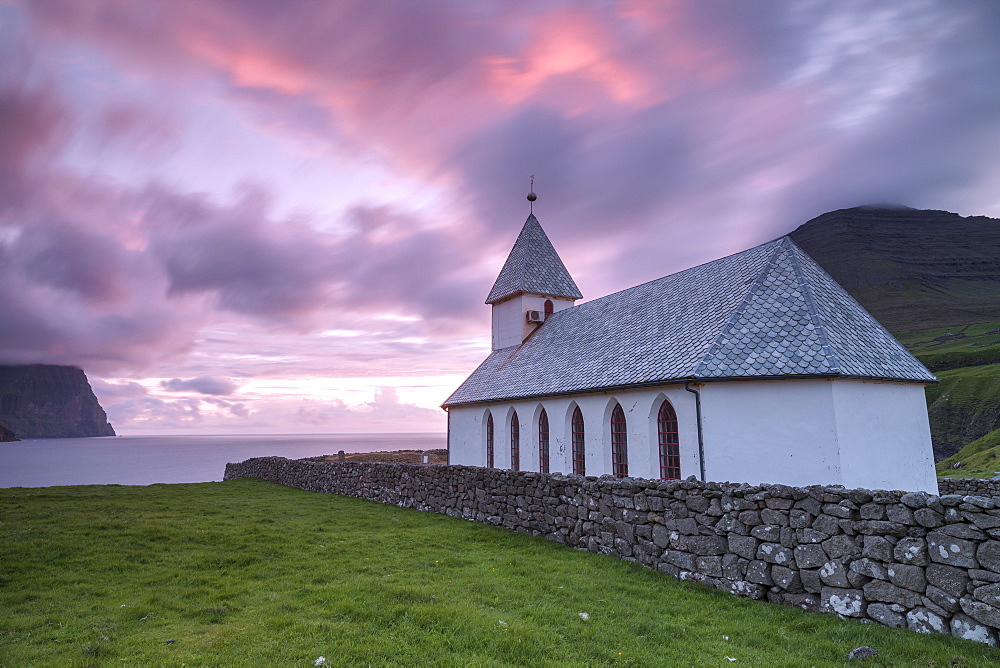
[526,310,545,323]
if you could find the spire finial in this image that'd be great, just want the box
[526,175,537,213]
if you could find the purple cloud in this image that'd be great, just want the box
[161,376,239,396]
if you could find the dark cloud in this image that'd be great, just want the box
[161,376,239,396]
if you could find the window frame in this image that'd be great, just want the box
[611,404,628,478]
[538,408,550,474]
[571,406,586,475]
[486,413,494,468]
[657,400,681,480]
[510,410,520,471]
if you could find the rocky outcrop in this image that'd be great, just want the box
[0,365,115,438]
[0,420,17,442]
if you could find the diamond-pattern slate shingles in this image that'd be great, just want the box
[445,235,935,407]
[485,214,583,304]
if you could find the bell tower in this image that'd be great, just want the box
[485,189,582,350]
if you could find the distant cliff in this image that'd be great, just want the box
[0,365,115,438]
[0,420,17,442]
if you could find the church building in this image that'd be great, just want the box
[442,210,938,493]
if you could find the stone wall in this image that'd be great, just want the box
[939,479,1000,498]
[225,458,1000,646]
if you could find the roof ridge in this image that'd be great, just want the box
[783,237,842,374]
[692,239,786,377]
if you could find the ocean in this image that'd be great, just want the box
[0,433,445,488]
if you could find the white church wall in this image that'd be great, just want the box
[700,379,842,487]
[448,378,937,492]
[831,380,938,494]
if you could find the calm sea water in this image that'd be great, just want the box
[0,433,445,488]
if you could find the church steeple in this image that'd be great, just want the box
[485,214,582,305]
[487,212,581,350]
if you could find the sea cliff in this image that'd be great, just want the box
[0,365,115,438]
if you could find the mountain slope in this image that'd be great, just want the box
[789,206,1000,332]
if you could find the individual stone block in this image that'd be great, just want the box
[798,528,829,544]
[976,540,1000,574]
[750,525,781,542]
[850,557,888,580]
[678,534,728,556]
[812,514,842,535]
[887,505,915,525]
[756,542,794,566]
[914,507,944,528]
[886,563,927,593]
[819,560,851,588]
[906,607,948,634]
[925,585,960,614]
[961,598,1000,629]
[739,510,762,526]
[760,508,789,526]
[820,587,865,617]
[746,560,773,586]
[862,535,895,562]
[723,579,766,600]
[927,563,971,598]
[822,503,853,519]
[893,537,929,566]
[937,523,987,541]
[900,492,929,509]
[722,553,748,580]
[794,544,828,569]
[696,556,724,577]
[972,582,1000,607]
[729,534,759,561]
[859,503,886,520]
[789,509,812,528]
[950,613,999,646]
[822,534,861,560]
[863,580,923,609]
[927,531,978,568]
[783,592,821,612]
[866,602,906,628]
[800,568,822,594]
[651,523,671,549]
[772,565,804,593]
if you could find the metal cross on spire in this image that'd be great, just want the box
[527,175,537,213]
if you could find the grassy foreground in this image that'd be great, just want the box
[1,480,995,666]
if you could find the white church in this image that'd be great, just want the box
[442,210,939,493]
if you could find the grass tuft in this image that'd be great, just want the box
[1,479,996,665]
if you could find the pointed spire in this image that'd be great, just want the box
[485,214,582,304]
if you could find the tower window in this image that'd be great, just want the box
[538,408,549,474]
[544,300,554,317]
[658,400,681,480]
[486,413,494,468]
[510,410,520,471]
[611,404,628,478]
[571,406,585,475]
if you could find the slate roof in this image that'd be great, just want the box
[444,236,935,407]
[485,214,583,304]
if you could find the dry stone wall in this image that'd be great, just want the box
[939,479,1000,498]
[225,457,1000,646]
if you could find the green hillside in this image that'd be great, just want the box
[892,322,1000,467]
[937,428,1000,478]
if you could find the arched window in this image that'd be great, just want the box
[486,413,494,468]
[571,406,586,475]
[611,404,628,478]
[544,300,554,318]
[538,408,549,474]
[657,400,680,480]
[510,410,520,471]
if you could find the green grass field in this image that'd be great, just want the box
[1,480,996,666]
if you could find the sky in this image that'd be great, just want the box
[1,0,999,435]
